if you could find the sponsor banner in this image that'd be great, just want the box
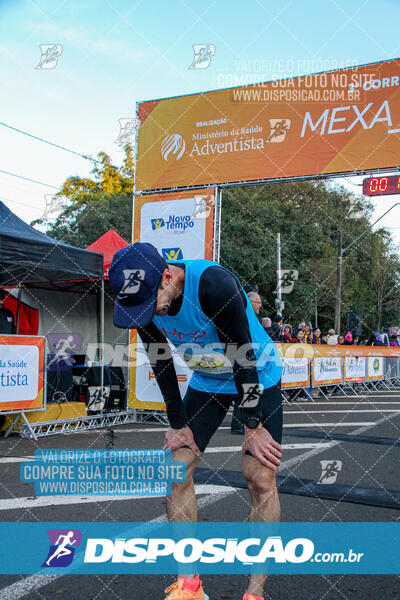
[276,343,400,359]
[133,189,215,260]
[0,522,398,574]
[344,356,366,382]
[129,189,215,410]
[281,357,309,389]
[312,356,343,386]
[136,59,400,191]
[0,336,45,413]
[367,356,384,380]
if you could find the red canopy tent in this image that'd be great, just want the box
[86,229,129,278]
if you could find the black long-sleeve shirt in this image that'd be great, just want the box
[138,265,263,428]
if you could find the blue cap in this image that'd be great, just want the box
[109,243,165,328]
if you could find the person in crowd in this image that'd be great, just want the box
[344,332,353,345]
[0,289,16,334]
[374,332,385,346]
[337,334,345,345]
[327,328,337,345]
[271,314,283,341]
[389,336,399,347]
[314,328,322,344]
[321,332,329,344]
[366,332,385,346]
[282,324,292,343]
[290,328,305,343]
[261,317,273,337]
[303,323,312,343]
[307,330,316,344]
[247,291,262,317]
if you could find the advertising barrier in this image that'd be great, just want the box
[135,58,400,192]
[367,356,384,380]
[281,356,309,389]
[312,356,343,387]
[0,335,46,414]
[344,356,366,383]
[128,342,400,413]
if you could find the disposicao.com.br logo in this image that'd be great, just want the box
[42,529,82,567]
[81,532,365,572]
[4,521,394,575]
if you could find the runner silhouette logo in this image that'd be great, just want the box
[240,383,264,408]
[42,529,82,567]
[117,269,146,298]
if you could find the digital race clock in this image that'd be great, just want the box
[362,175,400,196]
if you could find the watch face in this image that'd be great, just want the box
[246,417,260,429]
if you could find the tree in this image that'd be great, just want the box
[220,180,400,333]
[32,144,133,246]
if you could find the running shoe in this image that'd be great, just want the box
[164,575,209,600]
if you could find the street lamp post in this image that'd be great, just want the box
[334,201,400,333]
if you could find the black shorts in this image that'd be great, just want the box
[183,381,282,452]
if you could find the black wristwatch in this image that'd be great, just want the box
[244,416,261,429]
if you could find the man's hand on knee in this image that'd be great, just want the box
[242,424,282,470]
[163,426,201,456]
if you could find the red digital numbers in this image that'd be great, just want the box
[363,175,400,196]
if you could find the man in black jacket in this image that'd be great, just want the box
[0,289,16,334]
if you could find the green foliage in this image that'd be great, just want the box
[220,181,400,333]
[32,145,133,247]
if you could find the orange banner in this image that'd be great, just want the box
[0,336,45,413]
[276,343,400,359]
[136,59,400,191]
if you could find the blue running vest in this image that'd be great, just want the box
[153,260,282,394]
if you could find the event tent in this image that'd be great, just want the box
[0,201,103,289]
[86,229,129,278]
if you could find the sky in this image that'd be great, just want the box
[1,0,400,243]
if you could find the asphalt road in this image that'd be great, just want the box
[0,388,399,600]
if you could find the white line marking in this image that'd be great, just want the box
[279,412,400,471]
[388,128,400,133]
[0,484,234,512]
[286,401,400,405]
[205,443,330,453]
[75,419,383,434]
[0,456,34,464]
[284,422,372,427]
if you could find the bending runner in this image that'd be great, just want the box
[109,243,283,600]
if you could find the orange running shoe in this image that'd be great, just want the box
[164,575,209,600]
[243,592,264,600]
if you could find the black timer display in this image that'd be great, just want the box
[362,175,400,196]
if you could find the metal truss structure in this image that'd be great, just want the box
[20,410,138,439]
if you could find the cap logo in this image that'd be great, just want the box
[119,269,145,295]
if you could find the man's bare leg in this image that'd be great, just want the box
[166,447,200,522]
[242,454,281,597]
[166,447,201,579]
